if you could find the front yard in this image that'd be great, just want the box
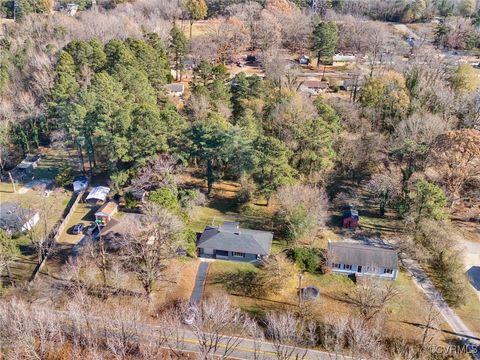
[204,260,455,346]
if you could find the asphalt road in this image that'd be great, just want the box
[51,309,351,360]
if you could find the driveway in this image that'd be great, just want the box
[190,261,209,303]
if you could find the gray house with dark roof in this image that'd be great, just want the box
[197,222,273,262]
[328,241,399,280]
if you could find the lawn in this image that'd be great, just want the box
[453,283,480,337]
[204,260,454,345]
[0,147,74,285]
[185,175,275,234]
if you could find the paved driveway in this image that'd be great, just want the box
[190,261,209,303]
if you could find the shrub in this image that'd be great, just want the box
[124,191,138,209]
[287,247,324,273]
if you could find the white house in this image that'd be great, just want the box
[332,54,356,67]
[328,241,399,280]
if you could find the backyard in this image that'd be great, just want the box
[0,148,73,285]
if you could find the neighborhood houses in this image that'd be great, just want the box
[0,1,479,359]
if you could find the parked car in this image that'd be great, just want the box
[71,223,84,235]
[86,222,97,235]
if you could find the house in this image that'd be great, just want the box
[73,176,88,193]
[298,55,310,65]
[0,202,39,234]
[328,241,399,280]
[7,154,42,182]
[165,83,185,96]
[197,221,273,262]
[298,80,329,95]
[342,206,359,229]
[95,201,118,225]
[65,3,79,16]
[332,54,356,67]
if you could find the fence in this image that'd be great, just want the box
[29,189,85,283]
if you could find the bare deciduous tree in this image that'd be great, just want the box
[119,203,184,297]
[181,295,247,359]
[349,277,398,321]
[276,184,328,243]
[131,154,180,192]
[265,311,317,360]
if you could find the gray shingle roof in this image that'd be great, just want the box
[329,242,398,270]
[0,202,36,233]
[197,223,273,256]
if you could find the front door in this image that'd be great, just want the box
[357,265,362,273]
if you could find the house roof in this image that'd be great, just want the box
[0,202,37,233]
[301,80,329,89]
[95,201,118,217]
[166,83,185,93]
[333,54,356,62]
[86,186,110,202]
[197,222,273,256]
[329,241,398,270]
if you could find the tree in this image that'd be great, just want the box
[0,230,18,286]
[311,21,338,68]
[119,203,184,297]
[276,184,328,243]
[366,173,401,217]
[252,136,296,206]
[425,129,480,202]
[180,296,248,359]
[185,0,208,39]
[256,255,296,295]
[410,180,447,225]
[185,117,230,194]
[265,311,317,360]
[348,277,398,321]
[449,63,478,94]
[169,25,188,81]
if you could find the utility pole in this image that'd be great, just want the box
[298,272,304,307]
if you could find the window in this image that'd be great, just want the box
[366,266,377,272]
[232,252,245,258]
[333,263,341,269]
[384,268,393,274]
[343,264,352,270]
[215,250,228,257]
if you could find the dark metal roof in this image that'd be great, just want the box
[197,223,273,256]
[329,241,398,270]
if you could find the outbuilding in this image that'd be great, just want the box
[342,206,359,229]
[95,201,118,225]
[85,186,110,203]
